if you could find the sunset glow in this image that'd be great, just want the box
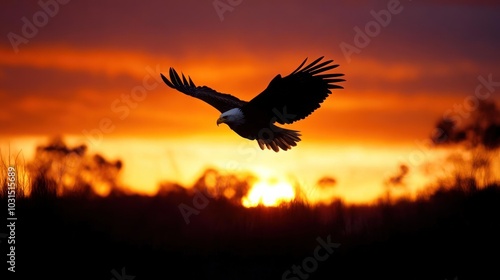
[242,179,295,207]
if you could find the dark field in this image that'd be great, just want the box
[2,183,500,280]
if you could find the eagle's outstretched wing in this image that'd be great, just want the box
[161,68,247,113]
[242,57,345,124]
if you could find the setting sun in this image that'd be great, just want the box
[242,179,295,207]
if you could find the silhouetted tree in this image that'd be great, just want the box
[385,164,409,187]
[317,176,337,188]
[156,181,187,196]
[381,164,411,203]
[433,100,500,149]
[28,136,123,197]
[431,100,499,189]
[191,168,254,204]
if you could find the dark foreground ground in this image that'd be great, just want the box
[1,184,500,280]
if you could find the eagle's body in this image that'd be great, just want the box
[161,57,344,152]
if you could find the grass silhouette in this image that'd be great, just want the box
[1,154,499,279]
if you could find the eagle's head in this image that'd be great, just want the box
[217,108,245,126]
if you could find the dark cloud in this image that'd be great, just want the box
[2,0,498,60]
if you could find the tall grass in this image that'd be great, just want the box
[0,149,30,199]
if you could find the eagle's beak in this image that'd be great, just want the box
[217,117,225,126]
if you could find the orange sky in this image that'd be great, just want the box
[1,0,499,204]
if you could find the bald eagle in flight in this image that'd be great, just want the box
[160,57,344,152]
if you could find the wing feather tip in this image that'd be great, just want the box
[160,73,175,88]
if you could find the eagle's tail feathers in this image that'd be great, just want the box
[257,127,301,152]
